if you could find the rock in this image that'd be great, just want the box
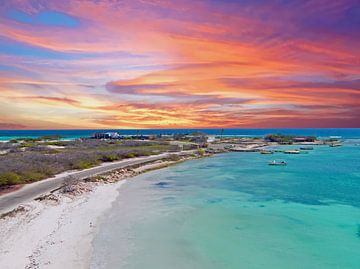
[61,181,94,197]
[35,193,60,203]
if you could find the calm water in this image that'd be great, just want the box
[1,128,360,140]
[91,141,360,269]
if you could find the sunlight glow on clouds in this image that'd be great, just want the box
[0,0,359,129]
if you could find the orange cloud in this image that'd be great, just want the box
[0,0,359,128]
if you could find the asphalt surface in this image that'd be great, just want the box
[0,151,191,214]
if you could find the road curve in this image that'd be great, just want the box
[0,151,193,214]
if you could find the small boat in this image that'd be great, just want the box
[330,143,342,147]
[300,146,313,150]
[269,160,287,166]
[284,150,300,154]
[260,150,273,154]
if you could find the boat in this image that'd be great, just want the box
[300,146,313,150]
[260,150,273,154]
[268,160,287,166]
[330,143,342,147]
[284,150,300,154]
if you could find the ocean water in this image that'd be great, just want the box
[1,128,360,141]
[91,141,360,269]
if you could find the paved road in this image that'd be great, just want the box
[0,151,192,214]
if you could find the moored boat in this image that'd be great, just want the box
[330,143,342,147]
[284,150,300,154]
[268,160,287,166]
[300,146,313,150]
[260,150,273,154]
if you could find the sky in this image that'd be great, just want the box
[0,0,359,129]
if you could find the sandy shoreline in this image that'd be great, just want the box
[0,151,197,214]
[0,156,199,269]
[0,180,125,269]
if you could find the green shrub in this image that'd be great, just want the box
[72,159,97,169]
[141,151,152,156]
[21,172,46,183]
[265,134,293,144]
[20,138,39,142]
[101,154,119,162]
[124,153,136,158]
[47,141,66,146]
[39,135,64,140]
[264,134,316,144]
[0,172,22,186]
[21,142,35,147]
[0,177,6,186]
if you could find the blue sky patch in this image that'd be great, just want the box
[0,37,92,59]
[7,9,80,28]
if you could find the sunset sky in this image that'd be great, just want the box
[0,0,359,129]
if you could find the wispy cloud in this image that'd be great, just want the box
[0,0,359,128]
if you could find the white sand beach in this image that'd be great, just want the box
[0,158,185,269]
[0,179,126,269]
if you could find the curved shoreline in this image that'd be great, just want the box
[0,154,206,269]
[0,150,198,215]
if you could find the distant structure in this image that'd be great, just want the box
[293,137,315,142]
[92,132,120,139]
[189,135,208,145]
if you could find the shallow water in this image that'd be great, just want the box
[92,143,360,269]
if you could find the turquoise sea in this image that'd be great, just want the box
[91,139,360,268]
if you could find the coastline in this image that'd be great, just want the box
[0,180,125,269]
[0,150,198,214]
[0,140,356,268]
[0,153,207,269]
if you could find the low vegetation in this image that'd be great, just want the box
[8,135,64,144]
[265,134,316,144]
[265,134,294,144]
[0,139,173,188]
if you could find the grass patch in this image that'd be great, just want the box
[0,172,22,185]
[21,142,35,147]
[71,159,99,169]
[124,153,137,158]
[101,154,119,162]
